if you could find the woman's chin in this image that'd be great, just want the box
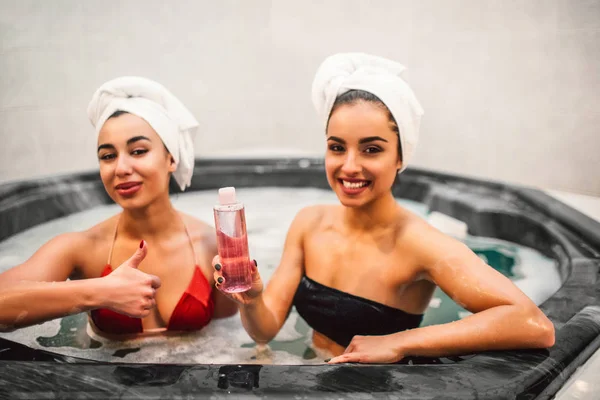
[334,188,374,208]
[115,197,148,210]
[336,194,370,208]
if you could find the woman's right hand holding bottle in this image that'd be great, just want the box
[212,255,263,305]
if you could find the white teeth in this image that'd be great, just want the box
[342,180,368,189]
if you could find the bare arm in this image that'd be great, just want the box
[400,235,555,357]
[214,207,313,343]
[0,233,101,330]
[0,235,159,331]
[330,223,555,364]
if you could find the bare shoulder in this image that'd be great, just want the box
[178,212,214,238]
[0,230,90,284]
[0,216,118,283]
[284,204,333,241]
[400,211,471,268]
[44,214,118,260]
[292,204,333,230]
[76,214,121,268]
[81,214,120,243]
[82,214,119,238]
[178,212,217,251]
[41,231,89,256]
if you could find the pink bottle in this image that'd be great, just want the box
[213,187,253,293]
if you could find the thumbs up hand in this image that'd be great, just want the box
[101,240,161,318]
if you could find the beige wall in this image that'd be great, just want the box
[1,0,599,195]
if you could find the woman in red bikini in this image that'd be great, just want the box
[0,77,237,337]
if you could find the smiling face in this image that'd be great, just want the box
[325,101,402,208]
[96,112,176,209]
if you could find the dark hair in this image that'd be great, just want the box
[108,110,129,120]
[327,90,402,161]
[106,109,170,152]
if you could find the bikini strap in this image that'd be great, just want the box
[107,213,196,266]
[180,214,198,266]
[107,214,121,265]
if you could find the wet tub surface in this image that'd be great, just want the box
[0,158,598,399]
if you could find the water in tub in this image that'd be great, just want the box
[0,188,560,364]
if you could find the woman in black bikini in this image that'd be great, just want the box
[213,53,555,364]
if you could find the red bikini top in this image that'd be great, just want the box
[90,264,214,334]
[90,214,215,335]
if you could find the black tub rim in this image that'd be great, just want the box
[0,157,599,400]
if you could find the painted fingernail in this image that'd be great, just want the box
[215,263,221,271]
[217,277,223,284]
[324,358,331,362]
[253,259,258,267]
[139,240,144,249]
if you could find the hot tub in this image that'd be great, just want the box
[0,158,599,399]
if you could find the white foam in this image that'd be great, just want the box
[428,298,442,309]
[511,247,561,305]
[427,211,468,238]
[0,187,561,364]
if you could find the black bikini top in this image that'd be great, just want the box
[293,276,424,347]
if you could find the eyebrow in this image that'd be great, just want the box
[97,135,151,152]
[327,136,389,144]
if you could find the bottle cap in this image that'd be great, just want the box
[218,187,237,205]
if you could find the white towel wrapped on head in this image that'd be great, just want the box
[312,53,424,172]
[87,76,198,191]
